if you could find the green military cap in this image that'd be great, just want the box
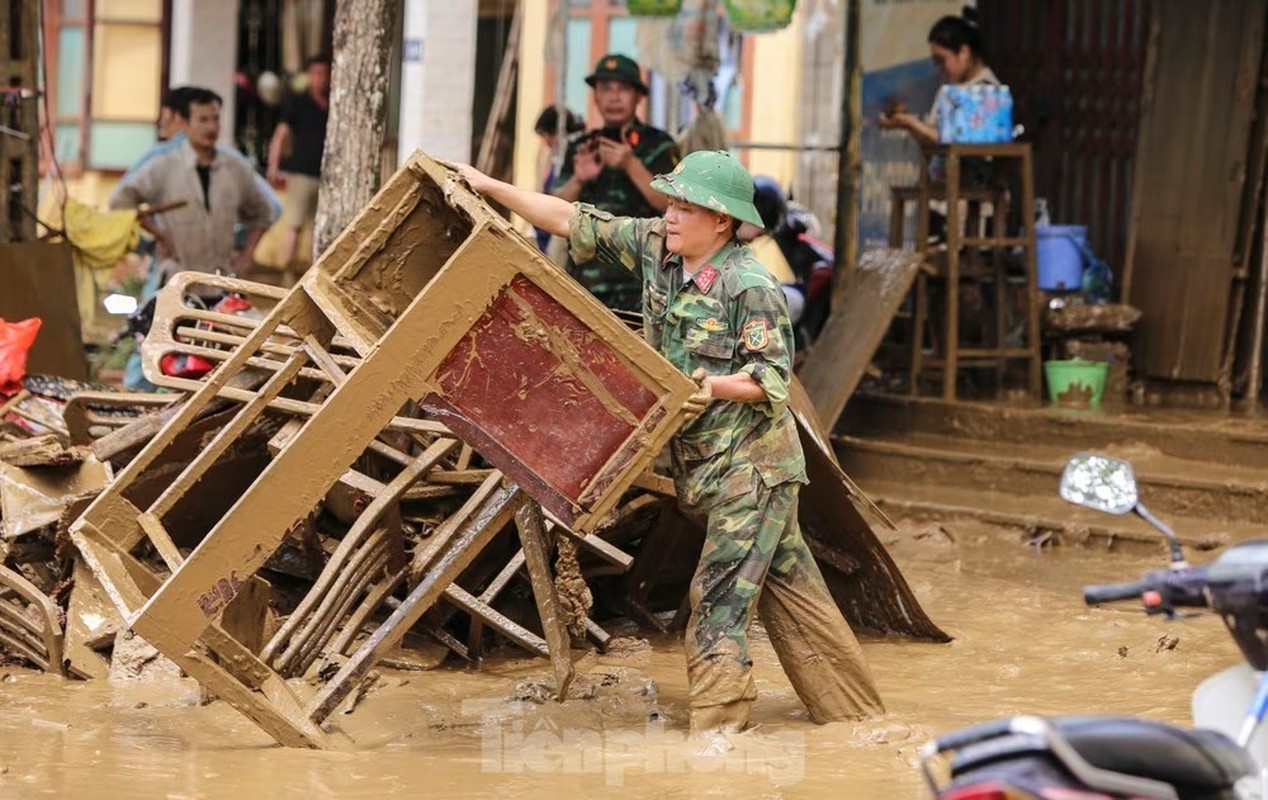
[650,150,765,228]
[585,53,650,95]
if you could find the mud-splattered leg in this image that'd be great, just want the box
[684,476,785,734]
[758,498,885,722]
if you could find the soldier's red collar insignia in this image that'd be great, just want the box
[628,129,640,147]
[742,319,769,351]
[694,264,718,294]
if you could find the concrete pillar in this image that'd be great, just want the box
[169,0,240,146]
[398,0,478,165]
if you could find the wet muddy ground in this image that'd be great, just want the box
[0,520,1237,798]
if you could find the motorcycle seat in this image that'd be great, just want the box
[1053,716,1253,792]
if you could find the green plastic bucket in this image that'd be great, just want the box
[1044,359,1109,409]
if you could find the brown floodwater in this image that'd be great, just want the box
[0,521,1240,799]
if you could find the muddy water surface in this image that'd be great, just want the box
[0,522,1239,799]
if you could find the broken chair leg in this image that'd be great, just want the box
[515,500,575,700]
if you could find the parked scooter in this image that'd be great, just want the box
[751,177,834,346]
[920,453,1263,799]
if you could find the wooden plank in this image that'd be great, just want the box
[585,618,612,651]
[0,243,87,379]
[1248,173,1268,407]
[64,391,178,446]
[63,559,120,678]
[479,550,527,603]
[443,584,548,658]
[515,500,575,699]
[1127,0,1266,381]
[169,646,334,749]
[0,457,110,539]
[214,575,273,685]
[89,398,186,460]
[798,248,923,427]
[409,471,506,583]
[274,526,395,676]
[1121,0,1162,307]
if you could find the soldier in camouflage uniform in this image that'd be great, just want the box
[552,54,679,313]
[459,151,883,738]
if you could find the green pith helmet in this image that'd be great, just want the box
[650,150,764,228]
[585,53,649,95]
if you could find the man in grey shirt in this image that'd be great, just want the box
[110,87,273,279]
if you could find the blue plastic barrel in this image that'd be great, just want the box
[1035,224,1087,291]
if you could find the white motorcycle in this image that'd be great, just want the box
[920,453,1265,799]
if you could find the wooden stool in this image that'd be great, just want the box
[890,143,1042,401]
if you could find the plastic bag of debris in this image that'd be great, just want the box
[0,317,41,395]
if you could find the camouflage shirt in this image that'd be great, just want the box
[569,204,807,512]
[554,121,680,313]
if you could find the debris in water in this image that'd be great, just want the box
[343,671,385,714]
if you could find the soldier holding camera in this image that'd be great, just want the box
[552,54,680,313]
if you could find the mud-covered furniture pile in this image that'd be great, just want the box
[0,152,944,748]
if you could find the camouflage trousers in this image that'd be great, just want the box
[685,475,884,730]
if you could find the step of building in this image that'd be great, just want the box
[835,431,1268,527]
[839,393,1268,471]
[854,477,1262,555]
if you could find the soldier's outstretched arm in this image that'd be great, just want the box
[458,164,575,237]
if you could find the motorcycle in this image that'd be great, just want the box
[772,201,834,347]
[751,178,835,347]
[920,453,1265,799]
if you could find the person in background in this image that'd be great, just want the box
[267,53,331,269]
[877,8,999,144]
[124,86,280,219]
[112,87,273,277]
[110,88,274,391]
[532,105,584,253]
[155,86,193,143]
[551,54,679,313]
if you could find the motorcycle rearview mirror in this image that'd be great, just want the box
[103,293,138,315]
[1060,453,1188,569]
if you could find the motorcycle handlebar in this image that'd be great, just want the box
[1082,565,1213,610]
[1083,578,1154,605]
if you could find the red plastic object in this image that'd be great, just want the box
[0,317,41,395]
[160,352,215,379]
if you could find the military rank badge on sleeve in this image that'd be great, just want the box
[742,319,769,351]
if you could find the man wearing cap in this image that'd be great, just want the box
[552,53,680,313]
[460,151,883,740]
